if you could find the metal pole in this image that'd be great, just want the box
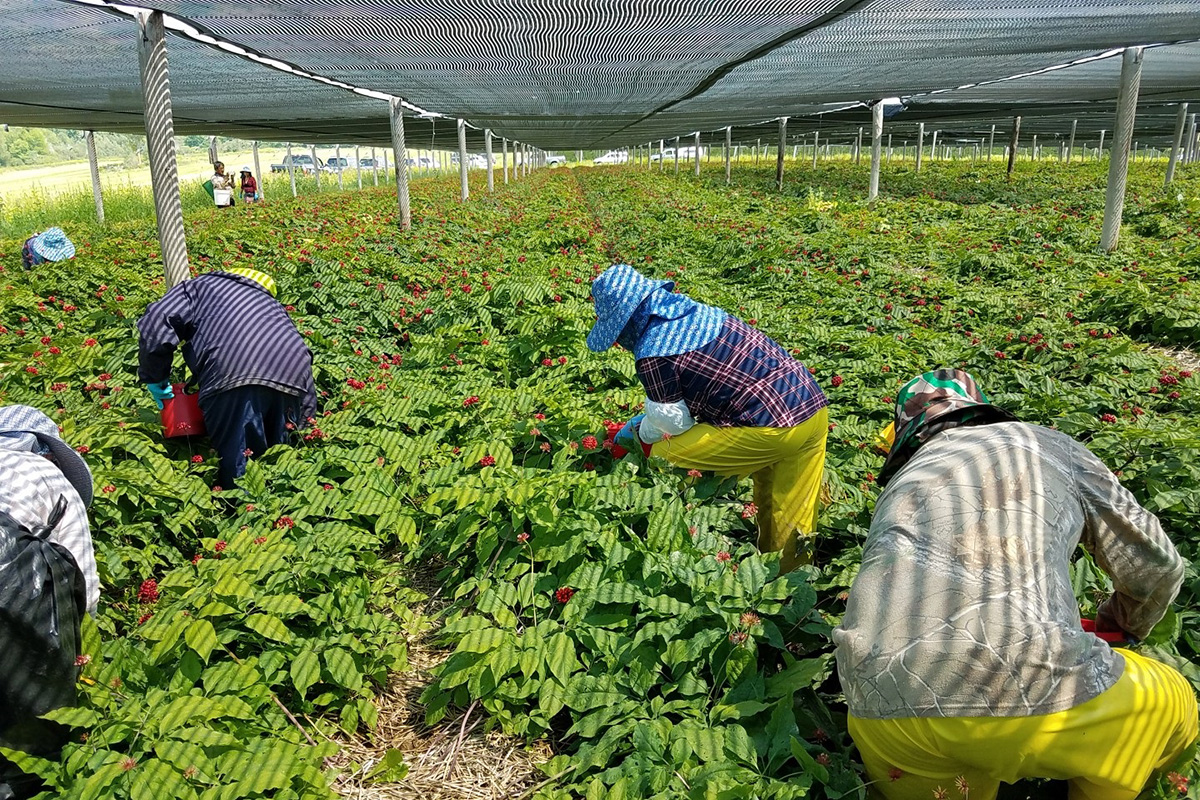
[1098,129,1106,158]
[1067,120,1077,163]
[371,148,378,186]
[776,118,787,190]
[485,130,494,193]
[855,126,863,165]
[457,119,469,202]
[725,126,732,185]
[287,143,297,196]
[502,138,509,183]
[1186,115,1198,163]
[355,145,362,189]
[1006,116,1021,180]
[311,146,321,190]
[916,123,925,172]
[1032,134,1038,161]
[812,130,819,169]
[930,130,938,162]
[335,145,343,189]
[674,137,680,177]
[755,139,761,166]
[1101,47,1144,253]
[383,150,388,181]
[388,97,412,231]
[869,101,883,201]
[988,124,996,161]
[659,139,665,173]
[136,10,189,288]
[694,131,702,176]
[648,141,653,171]
[886,133,892,164]
[523,143,529,177]
[208,136,218,168]
[252,141,263,201]
[85,130,105,224]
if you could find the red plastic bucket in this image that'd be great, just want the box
[162,383,206,438]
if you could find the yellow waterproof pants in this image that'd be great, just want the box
[650,407,828,573]
[849,649,1199,800]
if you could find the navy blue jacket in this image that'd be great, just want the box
[137,272,316,420]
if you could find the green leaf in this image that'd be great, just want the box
[545,632,580,684]
[366,748,409,783]
[243,613,293,643]
[291,650,321,696]
[41,706,98,727]
[325,649,363,691]
[764,655,831,697]
[131,758,195,800]
[184,619,220,663]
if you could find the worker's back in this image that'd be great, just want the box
[834,421,1182,720]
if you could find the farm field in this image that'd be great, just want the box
[0,158,1198,800]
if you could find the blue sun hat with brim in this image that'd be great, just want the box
[30,228,75,262]
[587,264,675,352]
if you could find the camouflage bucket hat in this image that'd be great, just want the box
[877,368,1016,487]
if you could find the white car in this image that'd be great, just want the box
[594,150,629,165]
[545,154,567,166]
[649,148,675,163]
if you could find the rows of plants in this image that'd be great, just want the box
[0,156,1197,799]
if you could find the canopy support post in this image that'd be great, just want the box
[85,130,105,225]
[1067,119,1077,163]
[485,130,494,193]
[252,141,264,201]
[355,145,361,190]
[287,143,297,196]
[930,129,938,162]
[336,145,343,189]
[457,119,469,202]
[1166,103,1188,186]
[776,118,787,190]
[1185,114,1198,163]
[855,126,863,165]
[988,124,996,161]
[502,138,509,184]
[725,127,732,186]
[916,123,924,172]
[388,97,412,231]
[694,132,702,176]
[659,139,665,172]
[869,101,883,201]
[311,145,321,190]
[812,130,819,169]
[1100,47,1144,253]
[1006,116,1021,181]
[1098,130,1106,159]
[136,10,189,287]
[372,148,378,186]
[674,137,680,177]
[886,133,892,164]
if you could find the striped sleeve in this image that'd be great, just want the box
[137,284,195,384]
[636,357,683,403]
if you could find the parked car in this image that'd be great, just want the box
[358,157,378,168]
[407,156,436,169]
[648,148,675,163]
[270,154,322,175]
[322,157,350,172]
[545,153,567,166]
[594,150,629,165]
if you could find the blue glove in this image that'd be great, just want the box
[614,414,645,449]
[146,380,174,410]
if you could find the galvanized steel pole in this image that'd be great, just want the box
[659,139,665,173]
[1101,47,1144,253]
[1067,120,1077,163]
[725,127,732,185]
[988,124,996,161]
[336,145,344,189]
[287,143,297,196]
[502,138,509,184]
[1098,130,1106,159]
[776,118,787,190]
[1186,115,1198,163]
[694,132,702,176]
[886,133,892,164]
[812,130,819,169]
[85,130,104,225]
[916,123,925,172]
[253,141,263,201]
[136,10,189,288]
[674,137,680,177]
[855,126,863,165]
[388,97,412,231]
[485,130,494,193]
[372,148,378,186]
[930,130,938,162]
[1006,117,1021,180]
[311,146,321,190]
[457,119,469,201]
[355,145,362,190]
[869,101,883,201]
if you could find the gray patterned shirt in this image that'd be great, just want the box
[834,422,1184,719]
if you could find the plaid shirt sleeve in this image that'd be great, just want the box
[636,356,683,403]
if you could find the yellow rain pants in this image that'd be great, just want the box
[849,648,1199,800]
[650,407,828,572]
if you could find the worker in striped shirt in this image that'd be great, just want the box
[137,268,316,490]
[588,263,828,572]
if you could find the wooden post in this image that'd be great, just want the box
[869,101,883,201]
[136,10,189,287]
[253,141,263,200]
[916,123,925,172]
[775,118,787,190]
[1100,47,1144,253]
[1006,116,1021,180]
[85,130,105,224]
[287,142,297,196]
[725,127,732,185]
[388,97,412,231]
[457,119,469,201]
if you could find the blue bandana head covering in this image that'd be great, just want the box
[587,264,726,359]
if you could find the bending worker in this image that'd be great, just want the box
[589,263,828,572]
[137,268,316,490]
[835,369,1196,800]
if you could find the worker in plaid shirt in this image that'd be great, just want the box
[588,264,828,572]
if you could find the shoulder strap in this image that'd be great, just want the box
[30,495,68,540]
